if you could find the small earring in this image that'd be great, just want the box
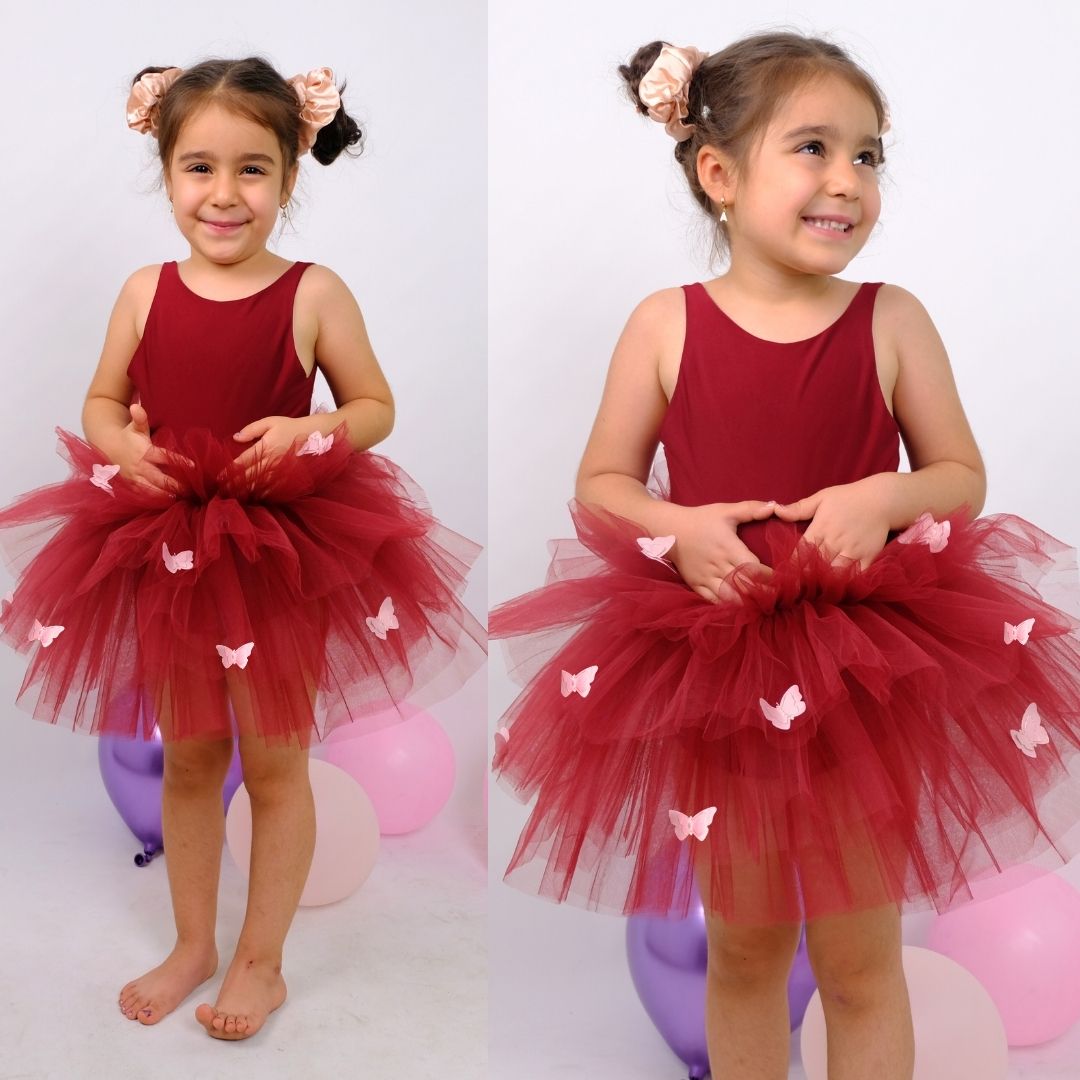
[719,197,728,224]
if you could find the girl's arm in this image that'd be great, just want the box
[82,269,144,457]
[867,285,987,526]
[300,267,394,452]
[81,267,190,494]
[577,289,776,602]
[575,287,688,534]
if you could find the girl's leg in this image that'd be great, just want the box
[195,676,317,1040]
[802,817,915,1080]
[694,798,803,1080]
[118,688,234,1025]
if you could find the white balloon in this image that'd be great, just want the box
[799,945,1008,1079]
[225,757,380,906]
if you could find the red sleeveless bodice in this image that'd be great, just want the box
[657,281,901,561]
[126,260,317,446]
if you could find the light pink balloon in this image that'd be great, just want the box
[800,945,1007,1079]
[225,758,380,906]
[927,865,1080,1046]
[318,703,455,835]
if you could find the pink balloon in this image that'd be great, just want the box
[318,704,456,835]
[225,758,380,906]
[927,865,1080,1046]
[800,945,1007,1079]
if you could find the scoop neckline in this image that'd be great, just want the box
[172,260,299,303]
[696,280,868,345]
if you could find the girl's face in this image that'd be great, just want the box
[164,103,298,266]
[717,75,884,279]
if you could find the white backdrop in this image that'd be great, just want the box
[0,4,487,1076]
[488,2,1080,1077]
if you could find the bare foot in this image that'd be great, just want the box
[118,943,218,1025]
[194,956,287,1040]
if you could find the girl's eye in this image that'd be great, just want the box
[797,142,883,168]
[187,165,266,175]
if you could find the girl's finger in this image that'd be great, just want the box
[141,465,177,493]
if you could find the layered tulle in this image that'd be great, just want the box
[491,498,1080,925]
[0,422,486,747]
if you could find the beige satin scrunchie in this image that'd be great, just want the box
[126,65,341,156]
[126,67,184,138]
[638,44,709,142]
[285,67,341,154]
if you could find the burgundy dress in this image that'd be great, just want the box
[0,260,485,747]
[491,280,1080,926]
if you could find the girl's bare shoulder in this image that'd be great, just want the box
[619,287,688,403]
[124,264,166,340]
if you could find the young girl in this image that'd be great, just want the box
[0,57,485,1041]
[490,32,1080,1078]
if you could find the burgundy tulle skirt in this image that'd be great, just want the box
[491,497,1080,926]
[0,422,486,747]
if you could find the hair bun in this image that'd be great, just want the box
[618,41,666,116]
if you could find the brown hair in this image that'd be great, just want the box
[619,32,888,261]
[131,56,363,226]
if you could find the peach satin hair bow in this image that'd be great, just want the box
[126,65,340,156]
[637,44,709,141]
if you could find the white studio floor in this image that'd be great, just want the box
[0,714,487,1080]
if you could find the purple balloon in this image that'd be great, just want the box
[626,876,817,1076]
[97,691,244,865]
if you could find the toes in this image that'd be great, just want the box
[122,993,146,1020]
[194,1003,217,1031]
[136,1003,158,1025]
[224,1014,238,1034]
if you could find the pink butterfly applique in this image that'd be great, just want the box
[366,596,399,639]
[897,511,950,552]
[637,535,676,569]
[297,431,334,456]
[90,464,120,494]
[560,665,598,698]
[759,684,806,731]
[216,642,254,669]
[161,542,194,574]
[1010,702,1050,759]
[28,618,65,647]
[1003,617,1035,645]
[669,806,717,841]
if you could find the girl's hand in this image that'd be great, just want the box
[231,415,312,485]
[110,402,194,498]
[772,478,892,571]
[668,500,778,603]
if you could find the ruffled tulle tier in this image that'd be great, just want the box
[0,423,486,747]
[491,499,1080,925]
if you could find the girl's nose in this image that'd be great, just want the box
[212,177,239,204]
[825,159,861,198]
